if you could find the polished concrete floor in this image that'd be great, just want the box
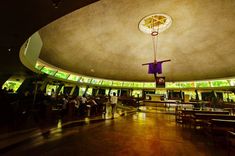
[3,111,228,156]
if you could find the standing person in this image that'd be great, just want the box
[80,95,88,116]
[110,92,118,119]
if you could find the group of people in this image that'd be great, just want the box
[56,92,118,119]
[0,88,119,132]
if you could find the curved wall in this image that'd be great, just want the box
[20,32,235,90]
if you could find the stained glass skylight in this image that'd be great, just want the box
[139,13,172,34]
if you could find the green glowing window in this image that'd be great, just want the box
[110,89,118,96]
[112,81,123,87]
[211,80,229,87]
[46,84,58,96]
[41,67,56,76]
[79,87,86,96]
[123,82,134,87]
[229,79,235,86]
[91,79,103,85]
[166,82,180,88]
[180,82,195,88]
[102,80,113,86]
[68,75,80,81]
[144,82,155,88]
[2,80,23,93]
[105,89,110,95]
[196,81,210,88]
[132,90,142,97]
[133,82,144,88]
[35,63,44,70]
[184,91,196,99]
[155,90,167,94]
[79,77,91,83]
[55,71,69,79]
[87,88,93,95]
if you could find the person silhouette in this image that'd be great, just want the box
[110,92,118,119]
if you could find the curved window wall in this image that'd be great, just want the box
[35,61,235,89]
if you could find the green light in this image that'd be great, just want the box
[102,80,112,86]
[36,61,235,89]
[123,82,134,87]
[144,82,155,88]
[68,75,80,81]
[112,81,123,87]
[91,79,103,85]
[211,80,229,87]
[196,81,210,88]
[79,77,92,83]
[166,82,181,88]
[41,67,56,76]
[2,80,22,92]
[133,82,144,88]
[35,63,44,70]
[180,82,195,88]
[55,71,69,79]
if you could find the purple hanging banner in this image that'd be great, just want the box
[148,62,162,74]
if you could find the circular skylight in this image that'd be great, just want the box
[139,13,172,34]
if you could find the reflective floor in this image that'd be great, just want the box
[3,109,229,156]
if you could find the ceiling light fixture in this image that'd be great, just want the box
[139,13,172,86]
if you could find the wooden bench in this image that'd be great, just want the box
[192,113,235,129]
[205,119,235,147]
[206,119,235,141]
[210,119,235,129]
[179,110,229,125]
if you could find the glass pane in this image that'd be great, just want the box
[55,71,69,79]
[166,82,181,88]
[110,89,118,96]
[155,90,167,94]
[87,88,93,95]
[41,67,56,76]
[180,82,195,88]
[68,75,80,81]
[195,81,210,88]
[46,84,57,96]
[79,87,86,96]
[229,79,235,86]
[35,63,44,70]
[91,79,103,85]
[211,80,230,87]
[2,80,23,93]
[79,77,92,83]
[102,80,113,86]
[105,89,110,95]
[144,82,155,88]
[112,81,123,87]
[133,82,144,88]
[132,90,142,97]
[123,82,134,87]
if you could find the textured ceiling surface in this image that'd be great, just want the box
[39,0,235,82]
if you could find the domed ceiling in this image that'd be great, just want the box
[39,0,235,82]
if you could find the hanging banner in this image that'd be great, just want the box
[148,63,162,74]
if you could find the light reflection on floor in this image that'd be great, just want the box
[4,109,230,156]
[133,112,146,121]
